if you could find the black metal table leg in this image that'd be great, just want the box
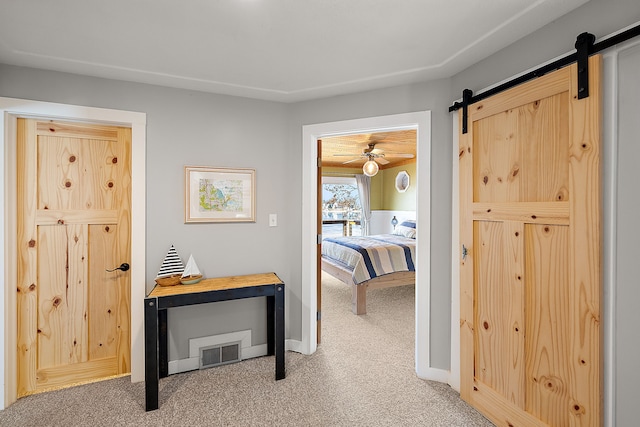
[275,284,285,380]
[144,297,159,411]
[266,295,275,356]
[158,309,168,378]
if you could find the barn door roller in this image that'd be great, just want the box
[575,32,596,100]
[461,89,473,134]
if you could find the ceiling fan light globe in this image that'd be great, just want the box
[363,160,379,176]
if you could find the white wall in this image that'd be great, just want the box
[369,210,415,235]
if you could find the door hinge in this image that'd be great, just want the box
[317,311,321,321]
[317,157,322,168]
[317,234,322,244]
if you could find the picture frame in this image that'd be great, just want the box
[185,166,256,223]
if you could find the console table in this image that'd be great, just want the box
[144,272,285,411]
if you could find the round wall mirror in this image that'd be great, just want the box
[395,171,410,193]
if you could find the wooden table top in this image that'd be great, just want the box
[148,272,283,298]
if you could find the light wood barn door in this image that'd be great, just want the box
[459,55,602,427]
[17,119,132,396]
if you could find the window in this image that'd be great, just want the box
[322,176,361,238]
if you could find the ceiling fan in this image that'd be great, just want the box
[332,141,414,176]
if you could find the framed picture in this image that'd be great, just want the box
[185,166,256,223]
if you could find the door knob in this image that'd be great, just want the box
[106,263,130,272]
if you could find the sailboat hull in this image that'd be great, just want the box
[181,275,203,285]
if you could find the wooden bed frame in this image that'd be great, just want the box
[321,256,415,315]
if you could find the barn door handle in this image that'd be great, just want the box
[106,263,130,272]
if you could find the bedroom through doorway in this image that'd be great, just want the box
[318,130,417,331]
[302,111,432,376]
[318,130,417,374]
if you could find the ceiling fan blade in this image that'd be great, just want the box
[376,157,390,165]
[384,153,415,158]
[333,153,363,157]
[342,158,362,165]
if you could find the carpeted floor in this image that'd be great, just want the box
[0,272,493,426]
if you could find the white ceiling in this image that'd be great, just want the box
[0,0,588,103]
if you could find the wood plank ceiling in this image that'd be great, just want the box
[320,129,417,170]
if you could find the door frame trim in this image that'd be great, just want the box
[302,111,444,381]
[0,97,146,409]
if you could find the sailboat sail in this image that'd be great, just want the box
[181,254,203,284]
[182,255,201,278]
[156,245,184,279]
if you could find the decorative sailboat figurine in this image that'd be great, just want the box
[155,245,184,286]
[181,254,203,284]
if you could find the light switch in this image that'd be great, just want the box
[269,214,277,227]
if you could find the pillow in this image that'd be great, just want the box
[393,220,416,239]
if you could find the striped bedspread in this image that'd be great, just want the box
[322,234,416,285]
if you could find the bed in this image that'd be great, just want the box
[321,220,416,315]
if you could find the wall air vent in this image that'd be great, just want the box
[199,341,242,369]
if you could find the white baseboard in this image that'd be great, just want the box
[416,366,450,385]
[285,339,303,354]
[168,357,199,374]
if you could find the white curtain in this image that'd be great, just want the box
[355,174,371,236]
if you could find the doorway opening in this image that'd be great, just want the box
[302,111,437,378]
[319,130,416,348]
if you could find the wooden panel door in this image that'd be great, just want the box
[459,55,602,426]
[17,119,131,396]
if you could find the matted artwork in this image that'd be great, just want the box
[185,166,256,223]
